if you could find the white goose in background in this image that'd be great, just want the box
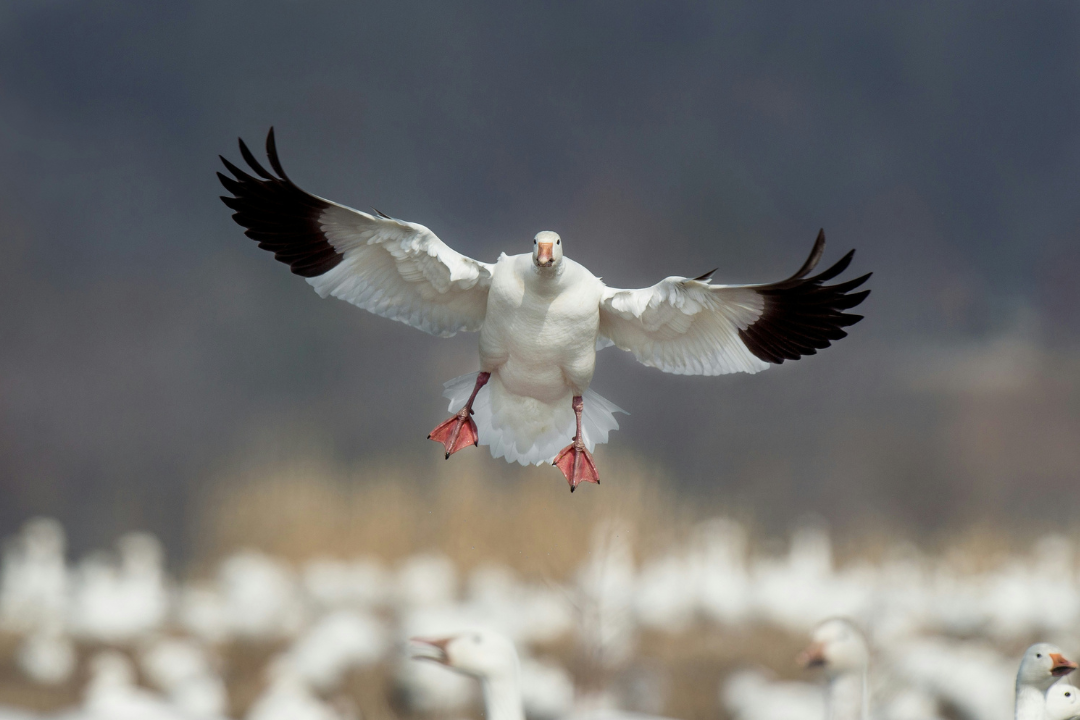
[721,668,823,720]
[410,629,667,720]
[15,619,76,686]
[79,651,189,720]
[1046,683,1080,720]
[0,517,69,633]
[219,130,871,490]
[69,532,169,643]
[412,631,526,720]
[885,637,1013,720]
[245,654,347,720]
[1013,643,1077,720]
[798,618,871,720]
[139,636,229,718]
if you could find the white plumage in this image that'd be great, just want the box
[443,372,623,466]
[220,129,870,487]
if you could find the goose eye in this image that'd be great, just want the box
[556,239,560,245]
[1038,654,1043,658]
[1066,692,1072,697]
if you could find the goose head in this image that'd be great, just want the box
[1047,683,1080,720]
[532,231,563,269]
[1017,643,1078,691]
[798,618,869,678]
[410,628,520,682]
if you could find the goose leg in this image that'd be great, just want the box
[428,372,490,459]
[554,395,599,492]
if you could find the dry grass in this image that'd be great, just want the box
[193,447,714,581]
[0,632,83,712]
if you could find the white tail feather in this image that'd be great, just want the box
[443,372,626,466]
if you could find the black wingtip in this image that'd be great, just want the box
[372,208,392,219]
[265,127,288,180]
[738,229,871,365]
[238,137,274,180]
[808,249,856,284]
[219,129,344,278]
[692,268,719,282]
[786,230,827,282]
[219,155,252,182]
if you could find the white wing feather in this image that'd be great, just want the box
[309,205,493,337]
[219,129,492,338]
[598,279,770,376]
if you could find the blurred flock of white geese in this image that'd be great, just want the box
[2,516,1080,720]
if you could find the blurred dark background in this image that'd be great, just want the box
[1,1,1078,561]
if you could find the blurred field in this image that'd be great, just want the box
[0,452,1077,719]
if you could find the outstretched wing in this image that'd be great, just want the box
[218,128,494,337]
[598,230,871,376]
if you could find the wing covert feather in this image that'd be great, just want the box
[219,129,493,337]
[598,230,870,375]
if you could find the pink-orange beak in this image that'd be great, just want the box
[410,636,451,664]
[797,641,827,669]
[536,242,554,267]
[1051,652,1078,677]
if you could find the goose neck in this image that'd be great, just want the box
[826,668,868,720]
[1015,683,1047,720]
[482,673,525,720]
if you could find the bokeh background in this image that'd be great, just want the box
[1,2,1079,719]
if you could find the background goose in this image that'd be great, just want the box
[798,618,870,720]
[411,631,526,720]
[1014,643,1077,720]
[410,629,673,720]
[1046,683,1080,720]
[219,130,871,490]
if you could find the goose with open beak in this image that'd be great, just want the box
[410,631,524,720]
[1015,643,1078,720]
[220,129,871,491]
[410,636,452,665]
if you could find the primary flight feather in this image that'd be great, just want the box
[219,129,871,491]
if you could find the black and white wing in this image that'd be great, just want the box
[218,129,494,337]
[597,231,871,375]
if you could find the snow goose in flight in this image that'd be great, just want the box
[1014,643,1077,720]
[219,129,871,490]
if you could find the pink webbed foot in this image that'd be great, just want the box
[428,371,489,459]
[554,438,599,492]
[428,409,479,459]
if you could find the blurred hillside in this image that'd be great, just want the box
[1,1,1079,558]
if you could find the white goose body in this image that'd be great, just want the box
[482,254,604,402]
[473,253,611,465]
[220,129,871,487]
